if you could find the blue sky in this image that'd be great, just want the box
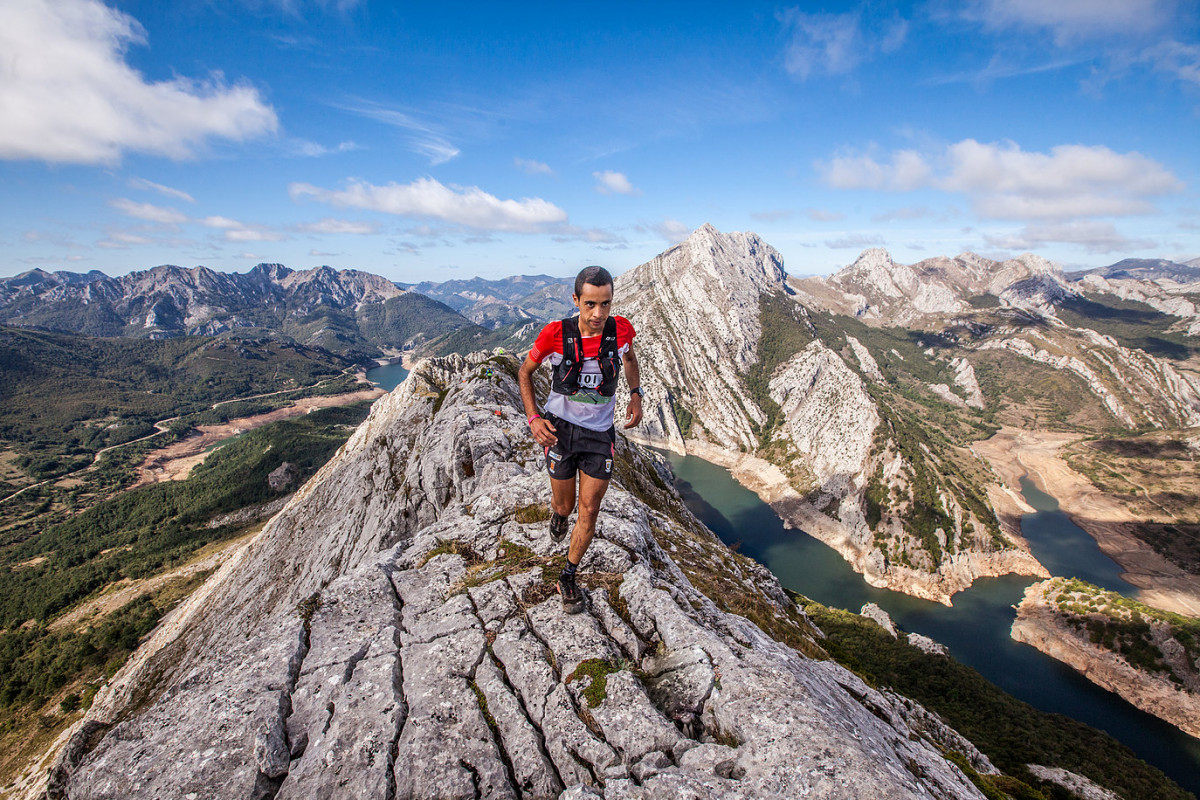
[1,0,1198,282]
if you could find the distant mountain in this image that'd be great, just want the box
[0,264,496,358]
[1076,258,1200,283]
[790,248,1072,324]
[410,274,574,328]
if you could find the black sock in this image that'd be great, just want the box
[561,559,578,580]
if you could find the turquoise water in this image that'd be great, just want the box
[659,449,1200,796]
[365,361,409,392]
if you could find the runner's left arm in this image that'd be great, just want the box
[622,343,642,429]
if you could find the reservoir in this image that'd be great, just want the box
[660,449,1200,797]
[366,361,410,392]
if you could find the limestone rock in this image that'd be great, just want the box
[49,352,990,799]
[860,603,898,638]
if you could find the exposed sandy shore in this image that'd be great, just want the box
[131,387,385,488]
[973,427,1200,617]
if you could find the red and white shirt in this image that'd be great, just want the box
[528,316,636,431]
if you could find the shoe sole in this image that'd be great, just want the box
[557,583,586,614]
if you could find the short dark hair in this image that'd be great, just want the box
[574,265,613,297]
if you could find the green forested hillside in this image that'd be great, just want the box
[0,326,357,485]
[803,597,1193,800]
[0,404,369,698]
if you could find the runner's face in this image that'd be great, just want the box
[573,282,613,335]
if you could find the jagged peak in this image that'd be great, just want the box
[1008,252,1062,276]
[851,247,895,269]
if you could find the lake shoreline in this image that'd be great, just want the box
[972,427,1200,618]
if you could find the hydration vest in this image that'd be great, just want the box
[551,316,621,397]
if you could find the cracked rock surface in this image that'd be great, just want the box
[51,352,988,799]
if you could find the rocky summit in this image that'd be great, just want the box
[43,352,993,800]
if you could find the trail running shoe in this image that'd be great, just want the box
[550,511,570,542]
[558,572,584,614]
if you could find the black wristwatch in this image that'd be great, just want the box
[630,386,644,398]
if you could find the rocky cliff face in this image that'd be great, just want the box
[618,226,1045,605]
[40,352,993,800]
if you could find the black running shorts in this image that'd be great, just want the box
[543,414,615,481]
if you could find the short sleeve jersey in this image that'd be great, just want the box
[528,315,636,432]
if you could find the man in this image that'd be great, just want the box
[518,266,643,613]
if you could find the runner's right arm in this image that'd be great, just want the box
[518,354,557,447]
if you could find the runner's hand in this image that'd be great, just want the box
[532,417,558,447]
[623,394,643,429]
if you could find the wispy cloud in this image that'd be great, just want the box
[289,177,568,232]
[515,157,555,176]
[806,208,845,222]
[294,217,379,235]
[593,170,640,196]
[0,0,277,165]
[127,178,195,203]
[778,6,908,80]
[824,233,886,249]
[964,0,1174,44]
[651,218,690,243]
[288,139,359,158]
[110,198,189,225]
[200,215,285,242]
[751,209,794,222]
[336,100,460,164]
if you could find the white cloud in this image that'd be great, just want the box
[806,208,845,222]
[820,148,932,191]
[289,177,568,232]
[201,216,243,229]
[225,227,285,243]
[983,221,1157,254]
[128,177,195,203]
[515,157,554,176]
[110,198,189,225]
[1141,40,1200,86]
[97,231,153,249]
[651,218,690,243]
[199,214,284,242]
[778,7,908,79]
[819,139,1181,221]
[967,0,1173,43]
[594,171,640,196]
[295,218,379,235]
[0,0,277,165]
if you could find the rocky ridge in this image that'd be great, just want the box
[39,352,995,800]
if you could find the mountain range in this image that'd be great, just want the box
[0,265,569,357]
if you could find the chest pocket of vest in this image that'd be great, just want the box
[579,372,602,389]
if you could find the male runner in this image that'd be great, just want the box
[518,266,643,613]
